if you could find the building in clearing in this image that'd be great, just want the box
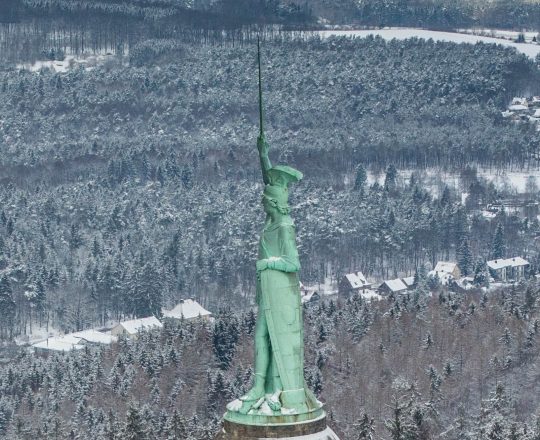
[162,299,212,321]
[71,330,117,345]
[339,272,372,296]
[402,276,415,289]
[487,257,530,282]
[433,261,461,280]
[111,316,163,340]
[301,290,320,306]
[32,335,85,354]
[378,278,408,296]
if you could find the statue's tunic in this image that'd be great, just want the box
[256,220,310,410]
[258,220,300,279]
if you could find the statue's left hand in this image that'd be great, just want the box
[256,259,268,271]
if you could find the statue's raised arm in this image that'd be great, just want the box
[257,37,272,185]
[258,135,272,185]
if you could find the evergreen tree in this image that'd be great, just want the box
[457,238,473,276]
[492,223,506,259]
[124,403,147,440]
[0,275,16,339]
[69,223,84,250]
[385,397,414,440]
[355,413,375,440]
[165,409,188,440]
[473,259,489,288]
[384,164,398,193]
[212,311,239,370]
[354,164,368,193]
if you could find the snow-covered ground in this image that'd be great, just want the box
[365,167,540,196]
[16,53,118,73]
[302,276,338,297]
[456,28,539,42]
[317,28,540,59]
[14,325,62,346]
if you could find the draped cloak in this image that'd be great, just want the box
[257,219,316,411]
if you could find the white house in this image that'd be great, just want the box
[162,299,212,321]
[508,104,528,112]
[111,316,163,340]
[402,276,415,289]
[378,278,408,295]
[487,257,529,282]
[71,330,117,345]
[511,97,528,107]
[301,290,320,305]
[32,335,85,354]
[433,261,461,279]
[339,271,372,296]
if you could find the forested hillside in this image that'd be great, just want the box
[0,37,539,339]
[3,0,540,31]
[0,2,540,439]
[1,286,540,439]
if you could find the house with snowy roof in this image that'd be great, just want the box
[487,257,529,282]
[32,335,86,354]
[512,97,528,106]
[402,276,415,289]
[509,104,528,112]
[339,271,372,296]
[427,261,460,286]
[162,299,212,322]
[433,262,461,279]
[111,316,163,340]
[71,330,117,345]
[378,278,408,295]
[301,290,320,306]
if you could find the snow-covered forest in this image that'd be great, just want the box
[1,286,540,439]
[1,1,540,439]
[0,35,539,336]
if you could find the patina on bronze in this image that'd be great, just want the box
[216,39,340,440]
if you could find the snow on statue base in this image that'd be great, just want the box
[214,410,340,440]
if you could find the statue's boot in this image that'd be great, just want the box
[239,373,265,414]
[266,390,282,411]
[265,373,282,411]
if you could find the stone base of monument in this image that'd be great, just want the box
[215,412,340,440]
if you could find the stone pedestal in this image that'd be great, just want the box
[215,412,340,440]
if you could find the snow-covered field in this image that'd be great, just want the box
[366,167,540,196]
[14,325,61,346]
[16,53,118,73]
[318,28,540,59]
[456,28,539,41]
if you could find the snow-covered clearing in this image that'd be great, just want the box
[365,167,540,196]
[16,53,118,73]
[14,325,62,346]
[456,28,539,42]
[302,276,338,297]
[317,28,540,59]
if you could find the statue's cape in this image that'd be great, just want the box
[259,269,319,411]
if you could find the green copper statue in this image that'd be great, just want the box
[224,39,322,425]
